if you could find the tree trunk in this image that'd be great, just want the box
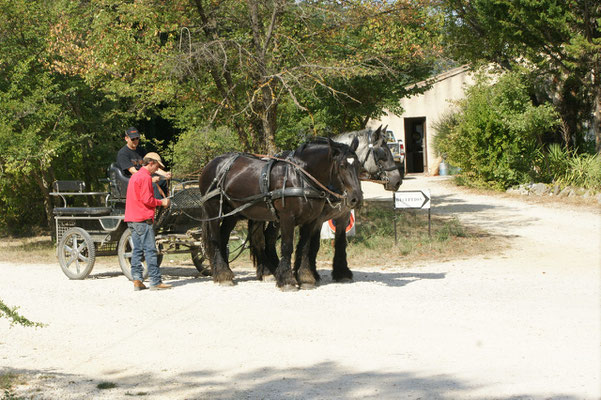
[33,164,55,236]
[594,90,601,153]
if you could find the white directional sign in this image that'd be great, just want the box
[394,189,431,209]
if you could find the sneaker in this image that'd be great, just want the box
[150,283,172,291]
[133,280,147,291]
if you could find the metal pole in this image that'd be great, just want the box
[428,209,431,237]
[394,214,398,245]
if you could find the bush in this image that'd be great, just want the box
[434,71,560,189]
[171,125,242,177]
[542,144,601,190]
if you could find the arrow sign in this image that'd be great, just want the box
[394,189,431,209]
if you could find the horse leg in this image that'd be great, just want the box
[248,220,271,281]
[274,216,298,291]
[213,216,237,285]
[332,213,353,282]
[294,221,319,289]
[308,228,322,282]
[263,222,279,280]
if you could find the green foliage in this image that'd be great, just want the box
[441,0,601,151]
[0,0,125,234]
[434,71,559,189]
[0,299,44,328]
[171,126,242,177]
[542,144,601,190]
[0,0,445,235]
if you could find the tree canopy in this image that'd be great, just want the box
[440,0,601,152]
[0,0,443,233]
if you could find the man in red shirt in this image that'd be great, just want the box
[125,152,172,291]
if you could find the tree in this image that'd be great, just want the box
[441,0,601,152]
[0,0,125,233]
[434,71,560,188]
[52,0,443,154]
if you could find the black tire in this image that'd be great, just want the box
[57,227,96,280]
[117,228,163,281]
[190,245,211,276]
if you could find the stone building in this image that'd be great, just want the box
[368,65,476,175]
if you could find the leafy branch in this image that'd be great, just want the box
[0,299,45,328]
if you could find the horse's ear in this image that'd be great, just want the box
[350,136,359,152]
[372,125,384,144]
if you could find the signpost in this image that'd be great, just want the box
[393,189,431,243]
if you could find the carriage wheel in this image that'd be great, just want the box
[57,227,96,280]
[190,245,211,276]
[117,228,163,281]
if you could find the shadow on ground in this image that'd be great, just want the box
[4,363,584,400]
[88,266,448,290]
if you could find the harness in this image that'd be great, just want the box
[362,131,398,178]
[189,152,348,222]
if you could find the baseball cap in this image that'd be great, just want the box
[125,127,140,139]
[145,152,165,168]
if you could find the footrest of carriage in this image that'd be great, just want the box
[53,207,113,216]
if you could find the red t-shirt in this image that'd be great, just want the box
[124,167,163,222]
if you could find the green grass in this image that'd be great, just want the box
[316,201,499,267]
[0,373,25,400]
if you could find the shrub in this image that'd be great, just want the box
[540,144,601,191]
[434,71,560,189]
[171,126,242,177]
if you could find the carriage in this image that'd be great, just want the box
[52,127,400,289]
[51,163,246,280]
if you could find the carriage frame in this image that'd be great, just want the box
[51,164,246,280]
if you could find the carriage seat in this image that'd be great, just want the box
[51,180,112,215]
[53,207,112,216]
[108,162,130,201]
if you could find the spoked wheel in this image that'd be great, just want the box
[189,224,246,275]
[57,227,96,279]
[190,245,211,276]
[117,228,163,281]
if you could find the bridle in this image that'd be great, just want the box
[361,131,398,181]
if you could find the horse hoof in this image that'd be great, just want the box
[217,280,236,287]
[261,275,276,282]
[279,284,299,292]
[300,283,316,290]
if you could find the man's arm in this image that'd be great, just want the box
[155,168,172,180]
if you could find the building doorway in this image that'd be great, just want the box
[404,117,426,173]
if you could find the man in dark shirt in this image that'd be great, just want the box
[117,126,171,197]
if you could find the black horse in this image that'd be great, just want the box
[249,126,402,287]
[199,137,363,291]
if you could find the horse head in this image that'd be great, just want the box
[333,126,402,191]
[328,137,363,209]
[293,137,363,209]
[363,126,402,191]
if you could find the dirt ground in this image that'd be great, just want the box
[1,175,600,399]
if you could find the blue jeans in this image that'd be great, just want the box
[128,221,162,286]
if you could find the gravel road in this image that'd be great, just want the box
[1,175,600,399]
